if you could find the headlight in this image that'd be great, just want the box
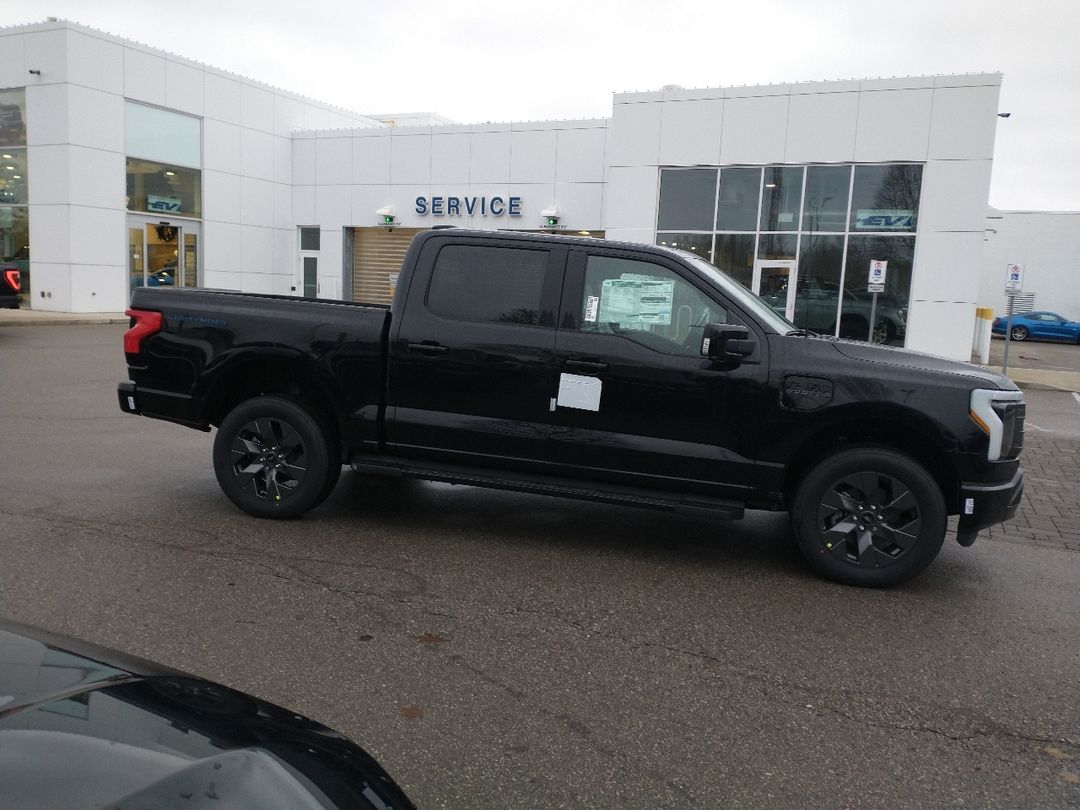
[970,389,1025,461]
[897,308,907,324]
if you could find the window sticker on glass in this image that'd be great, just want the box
[599,275,675,327]
[584,295,599,323]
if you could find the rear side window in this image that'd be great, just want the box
[427,245,548,326]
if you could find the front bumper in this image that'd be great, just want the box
[956,467,1024,546]
[117,382,209,431]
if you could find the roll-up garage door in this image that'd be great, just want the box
[352,227,424,305]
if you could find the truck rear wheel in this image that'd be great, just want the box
[213,396,337,519]
[791,447,946,587]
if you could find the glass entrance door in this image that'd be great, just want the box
[753,259,797,322]
[128,221,198,292]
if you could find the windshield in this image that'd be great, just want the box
[679,253,796,334]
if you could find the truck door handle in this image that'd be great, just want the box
[407,342,449,356]
[564,359,608,373]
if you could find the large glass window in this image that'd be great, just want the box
[841,236,915,344]
[657,169,716,231]
[656,232,713,262]
[757,233,797,260]
[0,89,27,300]
[0,205,28,294]
[656,162,920,346]
[850,164,922,232]
[713,234,755,289]
[427,245,548,326]
[0,89,27,147]
[793,235,845,333]
[126,158,202,218]
[802,165,850,232]
[715,168,761,231]
[126,102,201,167]
[0,148,27,205]
[759,166,803,231]
[579,255,728,356]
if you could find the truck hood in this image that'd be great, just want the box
[829,339,1019,391]
[0,620,415,810]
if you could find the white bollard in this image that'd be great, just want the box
[974,306,993,365]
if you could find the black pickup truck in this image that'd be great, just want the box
[118,229,1024,587]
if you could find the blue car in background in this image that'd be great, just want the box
[992,311,1080,343]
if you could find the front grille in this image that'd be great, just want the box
[994,402,1025,459]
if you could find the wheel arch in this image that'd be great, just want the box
[782,416,961,514]
[200,351,343,452]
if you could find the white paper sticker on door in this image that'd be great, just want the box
[584,295,599,323]
[557,373,602,411]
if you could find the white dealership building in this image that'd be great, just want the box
[1,18,1023,360]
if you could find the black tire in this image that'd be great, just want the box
[791,447,946,587]
[213,396,335,519]
[1010,325,1028,341]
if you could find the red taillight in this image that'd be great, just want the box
[124,308,163,354]
[3,269,18,292]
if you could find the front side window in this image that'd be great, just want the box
[427,245,548,326]
[578,255,728,356]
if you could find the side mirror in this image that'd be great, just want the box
[702,323,755,364]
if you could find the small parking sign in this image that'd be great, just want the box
[1005,263,1024,294]
[868,260,887,293]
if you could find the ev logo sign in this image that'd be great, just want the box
[868,260,887,293]
[147,194,182,214]
[1004,263,1024,294]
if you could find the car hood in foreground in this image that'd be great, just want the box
[0,620,415,810]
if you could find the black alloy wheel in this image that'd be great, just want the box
[817,471,920,566]
[791,447,946,587]
[1010,325,1028,341]
[213,396,337,519]
[231,416,307,502]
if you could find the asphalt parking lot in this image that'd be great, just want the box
[1,324,1079,809]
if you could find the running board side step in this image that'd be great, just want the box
[349,456,745,520]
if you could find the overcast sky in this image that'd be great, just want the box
[3,0,1078,210]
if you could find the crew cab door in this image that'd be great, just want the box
[549,248,769,499]
[385,236,565,464]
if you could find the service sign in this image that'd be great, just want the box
[1005,263,1024,294]
[868,260,887,293]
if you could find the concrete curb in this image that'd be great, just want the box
[0,312,128,327]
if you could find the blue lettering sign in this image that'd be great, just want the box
[406,195,526,217]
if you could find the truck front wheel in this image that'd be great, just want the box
[213,396,338,519]
[791,447,946,587]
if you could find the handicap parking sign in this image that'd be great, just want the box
[1005,263,1024,293]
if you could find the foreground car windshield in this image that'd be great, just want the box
[681,254,796,334]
